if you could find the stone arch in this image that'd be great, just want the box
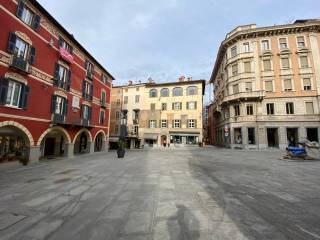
[72,128,93,144]
[0,121,34,145]
[93,130,106,142]
[37,126,71,146]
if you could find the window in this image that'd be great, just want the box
[245,82,252,92]
[160,88,169,97]
[306,102,314,114]
[265,80,273,92]
[187,101,197,110]
[17,1,41,31]
[303,78,311,90]
[149,89,157,98]
[101,74,107,84]
[161,120,167,128]
[115,125,119,134]
[85,60,94,79]
[14,38,28,60]
[172,87,183,96]
[115,111,120,119]
[286,102,294,114]
[133,126,139,134]
[53,64,71,90]
[100,110,105,124]
[281,57,290,69]
[232,84,239,94]
[101,91,106,104]
[297,36,305,48]
[232,63,238,76]
[261,40,270,51]
[248,128,255,144]
[135,95,140,103]
[116,99,120,106]
[82,81,93,100]
[161,103,167,110]
[266,103,274,115]
[5,80,22,107]
[231,46,237,57]
[124,96,128,104]
[279,38,288,49]
[186,86,198,96]
[246,105,253,115]
[172,102,182,110]
[188,119,196,128]
[174,120,181,128]
[243,42,250,52]
[244,61,251,73]
[300,56,309,68]
[59,37,73,54]
[149,120,156,128]
[150,103,155,110]
[263,59,272,71]
[234,105,240,116]
[82,105,92,120]
[283,79,292,91]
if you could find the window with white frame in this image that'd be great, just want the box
[300,56,309,68]
[283,79,292,91]
[279,38,288,49]
[53,95,66,115]
[297,36,306,48]
[6,80,22,107]
[174,120,181,128]
[263,59,272,71]
[20,6,34,25]
[303,78,311,91]
[172,87,183,96]
[232,63,238,76]
[281,57,290,69]
[173,102,182,110]
[187,101,197,110]
[188,119,196,128]
[261,40,270,51]
[306,102,314,114]
[14,37,29,59]
[243,42,250,52]
[231,46,237,57]
[82,105,91,120]
[149,120,156,128]
[161,119,167,128]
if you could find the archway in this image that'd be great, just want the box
[38,127,71,158]
[94,131,106,152]
[73,129,92,154]
[0,123,32,163]
[161,135,167,147]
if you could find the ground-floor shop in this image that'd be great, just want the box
[0,120,108,164]
[215,122,320,150]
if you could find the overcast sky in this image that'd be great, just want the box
[38,0,320,103]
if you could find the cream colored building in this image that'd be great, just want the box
[139,78,205,147]
[210,19,320,149]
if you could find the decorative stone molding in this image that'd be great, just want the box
[37,126,72,146]
[82,100,92,106]
[15,31,32,45]
[5,72,28,85]
[72,128,93,143]
[54,90,68,98]
[58,60,69,69]
[29,66,53,83]
[94,130,107,141]
[0,51,11,65]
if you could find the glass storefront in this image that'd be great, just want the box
[170,135,199,145]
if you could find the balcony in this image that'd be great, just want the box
[222,90,265,104]
[59,47,74,64]
[100,100,107,108]
[83,93,93,101]
[52,114,65,124]
[10,55,29,73]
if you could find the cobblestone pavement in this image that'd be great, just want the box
[0,147,320,240]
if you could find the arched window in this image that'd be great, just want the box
[149,89,157,98]
[186,86,198,96]
[160,88,169,97]
[172,87,183,96]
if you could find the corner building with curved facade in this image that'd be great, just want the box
[0,0,114,163]
[209,20,320,149]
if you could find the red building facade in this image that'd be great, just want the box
[0,0,114,162]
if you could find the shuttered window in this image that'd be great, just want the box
[300,56,308,68]
[279,38,288,49]
[263,59,271,71]
[265,80,273,92]
[281,57,290,69]
[284,79,292,91]
[16,0,41,31]
[306,102,314,114]
[0,78,29,109]
[303,78,311,91]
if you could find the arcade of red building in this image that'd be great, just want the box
[0,0,114,162]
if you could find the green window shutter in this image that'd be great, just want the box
[29,46,36,65]
[64,98,68,116]
[53,64,60,86]
[16,0,24,18]
[19,85,29,109]
[32,15,41,31]
[0,78,9,105]
[66,70,71,91]
[51,95,57,113]
[7,32,17,54]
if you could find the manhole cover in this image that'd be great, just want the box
[0,213,26,230]
[54,178,71,184]
[26,178,46,183]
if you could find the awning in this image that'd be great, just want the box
[143,133,158,140]
[108,137,119,142]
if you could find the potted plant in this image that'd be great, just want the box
[117,139,126,158]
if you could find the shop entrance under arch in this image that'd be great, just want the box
[40,128,71,158]
[94,132,105,152]
[74,130,91,154]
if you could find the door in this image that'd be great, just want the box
[307,128,318,142]
[287,128,298,147]
[267,128,279,148]
[44,138,55,156]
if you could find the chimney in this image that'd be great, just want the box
[179,76,185,82]
[128,80,133,86]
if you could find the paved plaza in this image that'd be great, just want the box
[0,147,320,240]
